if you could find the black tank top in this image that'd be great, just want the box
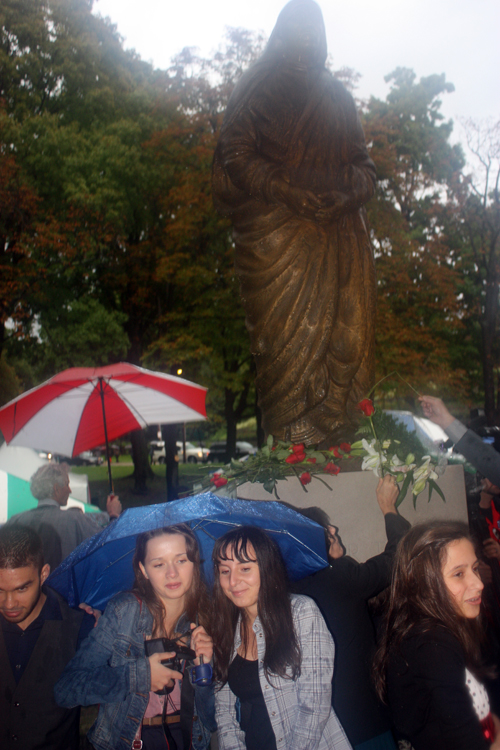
[227,654,277,750]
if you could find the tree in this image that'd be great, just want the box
[0,0,170,488]
[449,120,500,422]
[362,69,470,406]
[142,30,267,459]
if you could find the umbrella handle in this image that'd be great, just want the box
[98,377,114,494]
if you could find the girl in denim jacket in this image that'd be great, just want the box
[55,524,215,750]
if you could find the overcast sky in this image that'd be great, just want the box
[93,0,499,130]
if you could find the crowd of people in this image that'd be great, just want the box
[1,396,500,750]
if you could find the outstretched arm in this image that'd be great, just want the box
[420,395,500,487]
[419,395,455,429]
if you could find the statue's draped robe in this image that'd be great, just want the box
[213,61,376,445]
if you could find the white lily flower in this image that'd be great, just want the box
[361,438,377,453]
[361,439,386,477]
[412,476,428,496]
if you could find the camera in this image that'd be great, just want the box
[145,636,212,695]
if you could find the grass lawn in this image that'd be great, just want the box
[71,459,223,511]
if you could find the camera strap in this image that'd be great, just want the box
[179,658,195,750]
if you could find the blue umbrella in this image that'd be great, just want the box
[48,493,328,610]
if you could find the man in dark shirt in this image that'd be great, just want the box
[0,525,93,750]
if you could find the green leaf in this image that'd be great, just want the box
[428,479,446,503]
[276,450,290,461]
[261,446,270,458]
[267,434,274,450]
[263,479,276,494]
[350,440,364,450]
[310,451,326,464]
[396,469,413,508]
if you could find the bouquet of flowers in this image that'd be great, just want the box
[203,397,446,508]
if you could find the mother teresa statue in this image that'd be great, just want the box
[212,0,376,446]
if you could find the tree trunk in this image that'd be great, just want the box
[224,381,251,460]
[131,429,154,493]
[225,389,237,462]
[163,424,179,502]
[255,397,265,449]
[482,252,499,424]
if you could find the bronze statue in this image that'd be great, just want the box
[212,0,376,446]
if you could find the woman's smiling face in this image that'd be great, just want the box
[441,538,483,619]
[218,542,261,619]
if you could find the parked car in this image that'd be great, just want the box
[150,441,209,464]
[207,441,257,463]
[385,410,460,458]
[66,451,103,466]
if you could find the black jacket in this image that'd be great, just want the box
[0,588,83,750]
[293,512,410,746]
[387,625,490,750]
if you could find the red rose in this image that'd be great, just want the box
[325,462,341,475]
[307,457,316,464]
[292,443,306,454]
[358,398,375,416]
[285,452,306,464]
[300,472,312,485]
[330,446,342,458]
[339,442,351,453]
[213,477,228,488]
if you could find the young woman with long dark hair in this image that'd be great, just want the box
[55,524,215,750]
[374,520,500,750]
[211,525,352,750]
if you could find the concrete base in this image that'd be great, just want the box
[237,465,467,562]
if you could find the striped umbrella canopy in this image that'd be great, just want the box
[0,363,207,490]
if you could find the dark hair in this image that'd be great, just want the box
[211,526,301,685]
[0,525,44,571]
[132,524,209,637]
[279,502,331,553]
[373,521,485,701]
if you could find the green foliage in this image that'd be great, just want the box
[363,69,474,404]
[0,353,20,406]
[38,297,130,371]
[356,409,427,463]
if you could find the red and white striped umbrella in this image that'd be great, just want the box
[0,363,207,458]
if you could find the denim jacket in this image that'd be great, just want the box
[55,592,215,750]
[215,595,352,750]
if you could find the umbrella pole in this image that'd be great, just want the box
[98,377,114,494]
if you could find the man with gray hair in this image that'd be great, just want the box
[5,463,121,570]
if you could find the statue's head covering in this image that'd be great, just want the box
[217,0,328,138]
[265,0,328,68]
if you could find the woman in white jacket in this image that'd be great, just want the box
[211,525,352,750]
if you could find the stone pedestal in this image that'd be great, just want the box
[237,465,467,562]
